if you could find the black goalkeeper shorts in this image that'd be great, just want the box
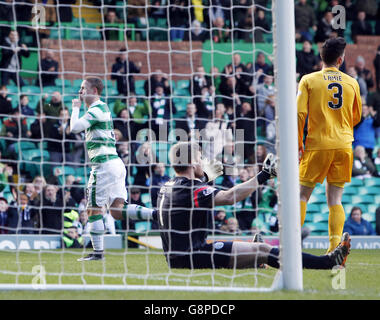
[167,241,234,269]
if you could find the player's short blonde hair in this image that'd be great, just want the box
[85,76,104,96]
[169,142,201,173]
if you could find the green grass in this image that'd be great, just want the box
[0,249,379,300]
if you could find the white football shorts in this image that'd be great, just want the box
[86,157,128,209]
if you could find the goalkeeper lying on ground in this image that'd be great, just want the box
[153,142,351,270]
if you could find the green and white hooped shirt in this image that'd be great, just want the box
[70,99,118,164]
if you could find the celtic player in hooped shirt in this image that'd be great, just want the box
[70,76,155,261]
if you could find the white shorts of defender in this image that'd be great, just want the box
[86,157,128,209]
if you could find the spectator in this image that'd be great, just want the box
[353,104,380,160]
[144,69,171,97]
[252,52,273,84]
[63,225,84,248]
[39,184,65,234]
[150,85,176,140]
[8,192,37,234]
[48,108,81,164]
[374,45,380,90]
[0,85,13,119]
[348,66,368,100]
[113,108,133,141]
[314,11,343,43]
[23,183,37,201]
[213,209,228,234]
[0,0,13,42]
[294,0,317,43]
[190,66,211,97]
[54,0,76,23]
[235,167,259,232]
[352,145,378,179]
[19,94,34,116]
[202,103,233,159]
[235,101,255,162]
[150,0,167,21]
[219,77,242,109]
[184,20,209,42]
[64,175,84,207]
[0,30,29,87]
[195,86,216,119]
[343,206,376,235]
[175,103,207,141]
[150,162,170,208]
[32,175,46,202]
[296,40,320,80]
[127,0,146,27]
[212,16,230,43]
[221,217,242,235]
[111,48,142,96]
[235,4,253,42]
[78,210,89,235]
[351,11,373,43]
[42,91,66,121]
[37,49,59,87]
[114,96,151,140]
[255,144,268,170]
[0,108,31,156]
[103,9,121,41]
[256,74,275,117]
[133,142,154,192]
[264,94,276,152]
[30,109,50,141]
[169,0,190,41]
[355,55,374,91]
[253,8,270,43]
[0,162,12,196]
[0,196,9,234]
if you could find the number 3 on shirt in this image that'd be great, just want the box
[327,82,343,109]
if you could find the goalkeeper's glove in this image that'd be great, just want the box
[201,158,224,182]
[262,153,277,178]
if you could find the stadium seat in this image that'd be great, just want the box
[367,204,378,215]
[306,203,320,213]
[21,86,41,94]
[352,195,374,205]
[343,186,358,195]
[306,221,328,234]
[56,79,72,88]
[362,212,376,223]
[345,177,364,187]
[13,141,37,154]
[141,193,151,208]
[364,178,380,187]
[358,186,379,195]
[308,193,326,204]
[22,148,50,161]
[341,194,352,204]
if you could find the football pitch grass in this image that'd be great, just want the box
[0,249,379,300]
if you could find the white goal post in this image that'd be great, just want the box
[0,0,302,292]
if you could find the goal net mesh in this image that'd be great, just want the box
[0,0,288,291]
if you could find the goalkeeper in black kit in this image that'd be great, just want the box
[154,142,351,270]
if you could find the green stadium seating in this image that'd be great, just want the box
[21,86,41,94]
[364,178,380,187]
[374,194,380,205]
[341,194,352,204]
[306,203,320,213]
[309,193,326,204]
[352,195,374,205]
[358,186,379,195]
[13,141,37,154]
[56,79,72,88]
[367,204,378,215]
[306,221,328,234]
[346,177,364,187]
[362,212,376,223]
[343,186,358,195]
[141,193,151,208]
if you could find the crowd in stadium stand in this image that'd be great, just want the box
[0,0,380,242]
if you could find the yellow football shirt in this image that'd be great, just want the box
[297,67,362,151]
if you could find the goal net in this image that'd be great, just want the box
[0,0,301,291]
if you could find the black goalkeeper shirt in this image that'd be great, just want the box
[157,176,221,260]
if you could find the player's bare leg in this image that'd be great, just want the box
[326,183,345,253]
[299,184,314,226]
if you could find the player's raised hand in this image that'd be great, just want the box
[201,158,223,182]
[72,98,81,109]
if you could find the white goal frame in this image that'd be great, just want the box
[0,0,302,292]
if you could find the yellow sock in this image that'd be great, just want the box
[326,204,346,254]
[300,200,307,226]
